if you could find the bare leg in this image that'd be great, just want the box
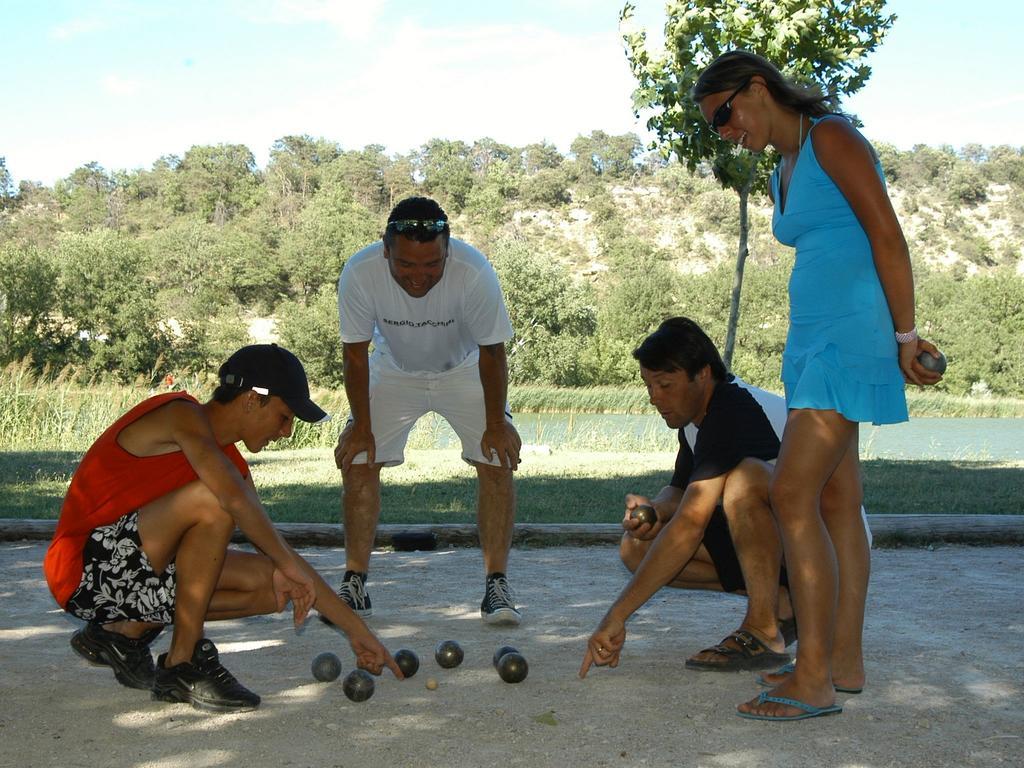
[739,408,857,717]
[721,458,784,650]
[819,430,868,689]
[341,463,383,573]
[475,462,515,574]
[205,551,281,619]
[137,480,237,667]
[620,534,723,589]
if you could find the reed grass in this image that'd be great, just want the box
[511,384,1024,419]
[3,364,1021,453]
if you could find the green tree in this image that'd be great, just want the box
[276,284,345,386]
[418,139,474,212]
[0,244,68,368]
[278,181,379,299]
[175,144,263,224]
[55,231,173,379]
[326,145,391,213]
[593,244,681,383]
[382,153,418,210]
[266,135,342,224]
[0,182,61,248]
[984,146,1024,186]
[519,167,572,207]
[0,157,14,210]
[112,156,183,232]
[570,131,641,178]
[948,164,988,206]
[520,141,564,174]
[54,162,115,231]
[917,269,1024,397]
[464,158,519,236]
[491,239,597,384]
[147,219,230,319]
[623,0,895,366]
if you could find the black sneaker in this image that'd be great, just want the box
[480,572,521,626]
[321,570,372,624]
[152,638,260,712]
[70,622,163,690]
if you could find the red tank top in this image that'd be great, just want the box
[43,392,250,607]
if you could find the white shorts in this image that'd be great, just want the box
[350,361,512,467]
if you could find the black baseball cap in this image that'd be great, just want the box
[218,344,329,424]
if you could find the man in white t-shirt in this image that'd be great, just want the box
[328,196,522,626]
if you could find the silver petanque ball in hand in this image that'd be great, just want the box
[630,504,658,527]
[917,350,947,374]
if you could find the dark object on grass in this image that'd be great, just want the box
[394,649,419,678]
[496,651,529,683]
[311,652,342,682]
[392,531,438,551]
[342,669,375,702]
[435,640,464,669]
[630,504,658,527]
[493,645,518,669]
[917,350,947,374]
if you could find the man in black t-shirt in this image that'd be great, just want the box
[580,318,794,678]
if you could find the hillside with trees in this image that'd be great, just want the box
[1,134,1022,397]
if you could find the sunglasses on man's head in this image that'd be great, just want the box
[710,79,751,135]
[387,219,449,233]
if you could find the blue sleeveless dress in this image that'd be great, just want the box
[771,116,908,425]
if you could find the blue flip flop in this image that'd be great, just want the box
[737,692,843,722]
[757,662,863,694]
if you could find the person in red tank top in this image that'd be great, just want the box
[45,344,403,712]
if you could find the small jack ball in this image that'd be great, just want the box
[631,504,657,526]
[311,652,342,682]
[917,350,947,374]
[435,640,464,669]
[496,651,529,683]
[394,649,419,678]
[342,669,375,702]
[493,645,519,669]
[425,677,439,690]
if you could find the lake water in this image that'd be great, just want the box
[409,414,1023,461]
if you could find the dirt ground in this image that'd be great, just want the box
[1,541,1021,768]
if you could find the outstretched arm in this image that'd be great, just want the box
[277,542,403,678]
[580,475,723,677]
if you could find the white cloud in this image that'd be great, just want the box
[242,0,385,39]
[101,74,142,96]
[50,18,105,41]
[285,21,649,153]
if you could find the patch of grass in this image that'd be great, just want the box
[4,448,1020,523]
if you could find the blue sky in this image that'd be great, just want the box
[5,0,1022,186]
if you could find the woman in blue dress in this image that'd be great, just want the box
[693,50,943,721]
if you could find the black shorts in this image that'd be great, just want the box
[65,511,177,624]
[702,505,789,593]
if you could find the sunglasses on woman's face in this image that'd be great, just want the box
[710,79,751,135]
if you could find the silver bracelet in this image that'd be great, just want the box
[894,327,918,344]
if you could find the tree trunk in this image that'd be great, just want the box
[723,163,757,369]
